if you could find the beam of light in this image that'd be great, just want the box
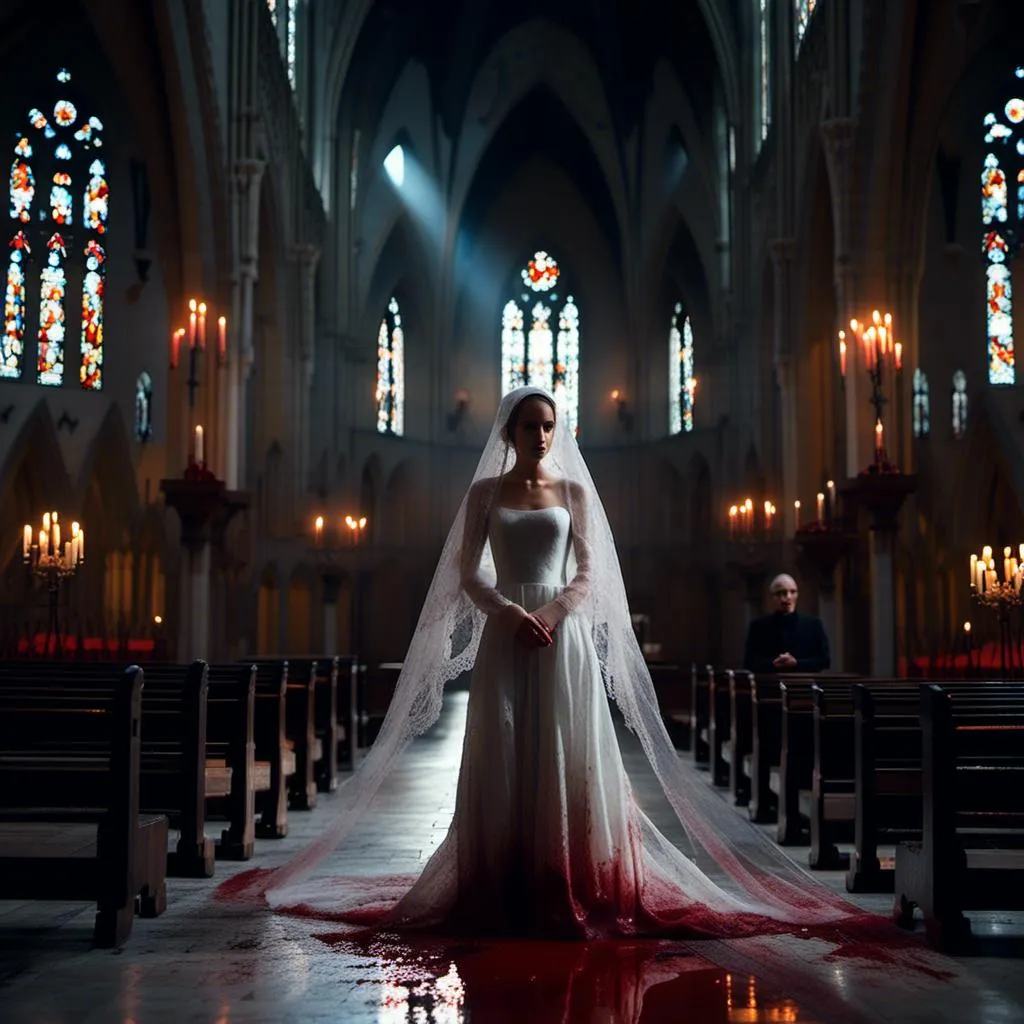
[384,144,405,187]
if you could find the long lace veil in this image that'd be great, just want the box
[223,386,857,926]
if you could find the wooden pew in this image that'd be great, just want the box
[0,667,168,947]
[748,674,782,823]
[248,658,320,809]
[361,662,403,748]
[251,660,293,837]
[727,670,754,806]
[648,663,693,750]
[335,655,361,770]
[2,660,261,869]
[707,669,732,788]
[894,684,1024,951]
[690,664,712,768]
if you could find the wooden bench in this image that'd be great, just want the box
[707,668,732,788]
[748,674,782,823]
[689,664,713,769]
[0,666,168,947]
[360,662,403,748]
[726,670,754,806]
[251,660,294,838]
[894,684,1024,951]
[2,660,261,869]
[648,662,693,749]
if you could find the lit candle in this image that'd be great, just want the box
[64,540,71,564]
[1005,546,1013,585]
[52,520,59,554]
[198,302,207,350]
[77,528,84,563]
[315,515,324,547]
[170,327,181,369]
[194,424,204,464]
[826,480,836,521]
[38,528,46,555]
[728,505,738,538]
[816,492,825,523]
[970,552,978,585]
[217,316,227,361]
[745,498,754,535]
[188,299,198,349]
[874,419,884,455]
[976,556,985,593]
[764,499,773,534]
[794,499,801,528]
[22,524,31,559]
[894,341,903,372]
[983,545,993,561]
[838,331,847,377]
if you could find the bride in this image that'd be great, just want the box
[228,386,857,938]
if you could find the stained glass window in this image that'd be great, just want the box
[37,233,67,386]
[669,303,697,435]
[375,296,404,435]
[501,251,580,434]
[794,0,817,54]
[952,370,968,439]
[287,0,298,89]
[134,371,153,443]
[759,0,771,144]
[981,67,1024,384]
[6,68,107,387]
[2,232,30,378]
[80,240,104,389]
[912,368,930,439]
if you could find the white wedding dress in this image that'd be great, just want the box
[383,503,763,939]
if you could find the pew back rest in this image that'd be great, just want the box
[0,667,142,813]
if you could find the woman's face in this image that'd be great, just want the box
[512,397,556,463]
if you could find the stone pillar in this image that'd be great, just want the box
[291,243,320,499]
[769,238,798,533]
[795,528,856,671]
[847,473,916,677]
[226,157,266,491]
[180,543,212,660]
[820,118,864,478]
[322,571,341,655]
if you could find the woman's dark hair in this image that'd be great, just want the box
[501,392,556,443]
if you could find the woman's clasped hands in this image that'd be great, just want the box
[503,605,556,649]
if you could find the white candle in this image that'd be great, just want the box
[194,424,204,464]
[22,524,31,558]
[1005,547,1013,585]
[77,528,84,563]
[64,540,71,564]
[970,553,978,583]
[315,515,324,547]
[38,528,46,555]
[794,500,801,528]
[52,521,59,553]
[198,302,207,350]
[816,492,825,523]
[976,559,985,592]
[874,420,884,454]
[218,316,227,361]
[188,299,197,349]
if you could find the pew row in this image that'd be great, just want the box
[0,666,168,947]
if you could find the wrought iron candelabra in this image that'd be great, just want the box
[22,512,84,656]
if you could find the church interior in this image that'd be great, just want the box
[3,0,1024,1021]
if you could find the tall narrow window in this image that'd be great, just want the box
[759,0,771,144]
[375,296,404,435]
[500,251,580,434]
[287,0,298,89]
[2,231,29,378]
[669,303,697,435]
[134,371,153,442]
[794,0,817,54]
[7,68,107,388]
[981,67,1024,384]
[952,370,968,439]
[913,368,931,439]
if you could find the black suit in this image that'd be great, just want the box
[743,611,830,674]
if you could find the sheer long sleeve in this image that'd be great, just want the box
[535,482,591,629]
[459,481,522,619]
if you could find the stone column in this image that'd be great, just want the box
[847,474,917,677]
[291,243,320,499]
[769,238,798,533]
[321,571,341,655]
[225,157,266,491]
[795,528,856,671]
[820,118,865,478]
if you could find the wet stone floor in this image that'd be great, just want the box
[2,690,1024,1023]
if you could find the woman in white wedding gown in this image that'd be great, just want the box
[234,386,860,940]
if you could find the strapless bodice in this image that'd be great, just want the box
[489,506,571,588]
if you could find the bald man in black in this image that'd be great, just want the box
[743,573,830,674]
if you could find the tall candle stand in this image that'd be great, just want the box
[969,544,1024,680]
[22,512,84,657]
